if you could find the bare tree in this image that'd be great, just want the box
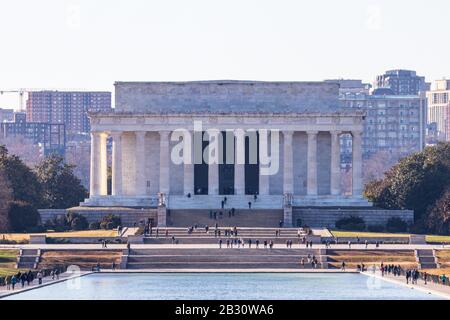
[0,169,13,232]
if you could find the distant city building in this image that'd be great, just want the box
[26,91,111,136]
[325,79,371,95]
[340,90,426,158]
[426,79,450,142]
[1,112,66,156]
[374,69,428,96]
[0,108,14,123]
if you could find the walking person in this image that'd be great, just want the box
[11,275,17,290]
[5,275,11,290]
[37,271,43,285]
[20,272,27,287]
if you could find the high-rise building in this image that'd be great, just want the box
[26,91,111,136]
[426,79,450,142]
[340,88,427,158]
[0,108,14,123]
[375,69,428,96]
[1,112,66,156]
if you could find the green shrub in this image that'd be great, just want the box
[89,221,100,230]
[335,216,366,231]
[368,224,385,232]
[7,201,41,232]
[386,217,408,233]
[71,216,88,231]
[66,212,88,230]
[100,214,121,230]
[44,215,69,232]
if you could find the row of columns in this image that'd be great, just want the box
[89,130,363,198]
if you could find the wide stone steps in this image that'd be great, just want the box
[126,262,314,269]
[415,249,438,269]
[128,248,321,255]
[149,231,303,236]
[17,249,40,269]
[144,237,306,244]
[128,255,315,263]
[123,248,324,269]
[168,195,283,210]
[167,209,284,227]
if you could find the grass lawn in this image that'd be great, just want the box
[421,268,450,278]
[426,235,450,243]
[0,250,19,277]
[39,250,122,269]
[330,230,410,238]
[45,230,117,238]
[330,230,450,243]
[0,230,118,242]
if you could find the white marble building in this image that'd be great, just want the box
[82,81,373,227]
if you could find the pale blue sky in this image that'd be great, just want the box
[0,0,448,109]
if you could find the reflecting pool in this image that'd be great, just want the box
[4,272,442,300]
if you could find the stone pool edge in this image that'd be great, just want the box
[360,272,450,300]
[0,272,93,299]
[100,269,360,273]
[4,270,448,300]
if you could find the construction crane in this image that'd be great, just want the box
[0,88,61,111]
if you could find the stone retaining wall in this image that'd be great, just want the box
[293,207,414,228]
[39,207,158,227]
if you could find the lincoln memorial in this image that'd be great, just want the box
[74,80,413,228]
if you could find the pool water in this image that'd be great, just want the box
[3,272,442,300]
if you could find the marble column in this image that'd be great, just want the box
[98,132,108,196]
[183,131,194,195]
[234,129,246,195]
[283,131,294,194]
[259,130,269,195]
[330,130,341,196]
[352,130,363,197]
[208,130,219,195]
[159,131,170,194]
[307,131,318,196]
[89,132,101,197]
[135,131,147,196]
[111,131,123,196]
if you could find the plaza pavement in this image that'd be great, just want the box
[0,271,93,299]
[1,243,449,250]
[362,271,450,299]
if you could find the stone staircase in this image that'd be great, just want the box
[144,227,309,244]
[17,249,41,269]
[415,249,438,269]
[168,195,283,210]
[122,248,326,269]
[167,209,284,227]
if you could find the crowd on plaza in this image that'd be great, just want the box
[369,262,449,288]
[1,267,65,291]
